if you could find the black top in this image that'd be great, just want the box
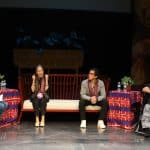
[143,84,150,105]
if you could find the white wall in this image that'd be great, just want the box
[0,0,131,13]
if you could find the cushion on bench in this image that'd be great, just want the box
[23,100,101,111]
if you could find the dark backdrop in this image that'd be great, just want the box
[0,8,133,89]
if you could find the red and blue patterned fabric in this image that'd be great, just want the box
[0,89,21,128]
[107,90,142,129]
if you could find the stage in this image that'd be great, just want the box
[0,121,149,150]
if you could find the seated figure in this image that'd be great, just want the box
[0,101,8,119]
[79,68,108,129]
[30,64,49,127]
[135,84,150,136]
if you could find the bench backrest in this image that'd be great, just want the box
[14,49,84,73]
[19,74,110,100]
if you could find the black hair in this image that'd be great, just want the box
[35,64,44,72]
[89,68,99,78]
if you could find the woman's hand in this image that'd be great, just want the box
[31,74,36,92]
[32,74,36,81]
[45,74,49,91]
[45,85,49,91]
[45,74,48,79]
[31,85,35,92]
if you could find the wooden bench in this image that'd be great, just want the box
[17,74,110,123]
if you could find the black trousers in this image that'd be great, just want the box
[30,93,49,116]
[79,99,108,120]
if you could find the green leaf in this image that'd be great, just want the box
[121,76,134,85]
[0,74,5,80]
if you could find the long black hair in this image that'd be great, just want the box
[35,64,44,73]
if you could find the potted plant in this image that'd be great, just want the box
[0,74,5,89]
[121,76,134,91]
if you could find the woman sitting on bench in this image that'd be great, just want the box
[30,64,49,127]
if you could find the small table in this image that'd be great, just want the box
[107,90,142,130]
[0,89,21,128]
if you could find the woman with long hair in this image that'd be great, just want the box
[30,64,49,127]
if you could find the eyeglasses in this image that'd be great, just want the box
[88,72,95,75]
